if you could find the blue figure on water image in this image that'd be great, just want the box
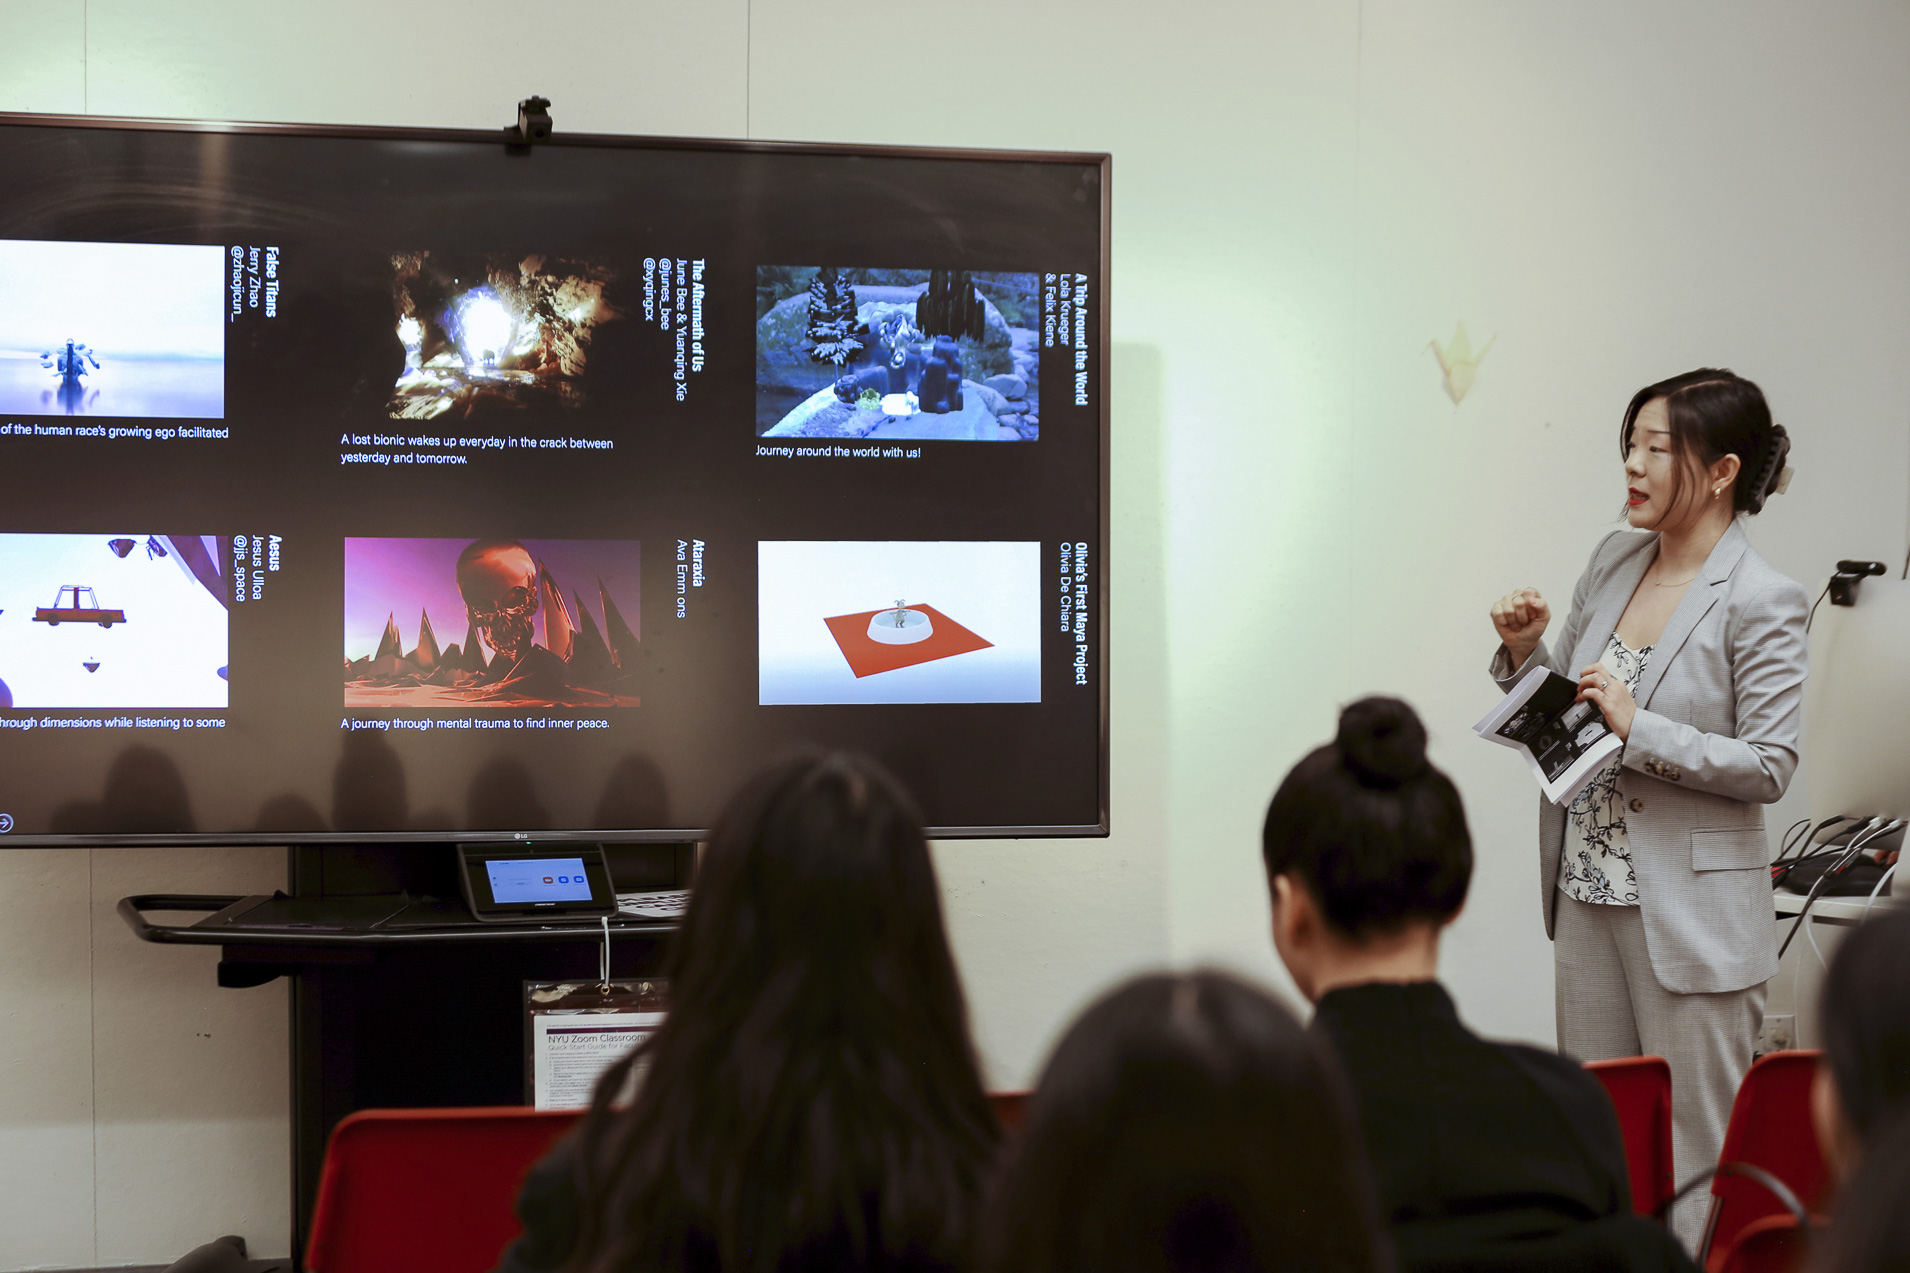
[43,338,100,386]
[41,339,100,414]
[0,239,226,419]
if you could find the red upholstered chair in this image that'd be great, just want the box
[989,1090,1030,1133]
[1711,1213,1818,1273]
[1585,1055,1676,1218]
[308,1094,1034,1271]
[304,1106,582,1273]
[1699,1050,1830,1272]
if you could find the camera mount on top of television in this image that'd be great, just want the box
[506,96,553,148]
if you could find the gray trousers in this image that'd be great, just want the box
[1553,892,1767,1253]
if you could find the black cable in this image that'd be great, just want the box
[1805,580,1831,633]
[1901,543,1909,580]
[1781,820,1899,959]
[1801,815,1856,859]
[1791,820,1889,942]
[1775,846,1860,888]
[1780,832,1870,959]
[1770,820,1813,884]
[1774,815,1854,872]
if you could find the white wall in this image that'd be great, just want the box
[3,2,1908,1267]
[0,849,288,1270]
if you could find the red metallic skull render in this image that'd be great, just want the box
[456,539,540,663]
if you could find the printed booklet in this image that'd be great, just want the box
[1475,665,1621,805]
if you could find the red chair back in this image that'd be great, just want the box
[1586,1055,1676,1218]
[1714,1214,1814,1273]
[989,1090,1030,1133]
[304,1106,583,1273]
[1703,1050,1828,1272]
[308,1094,1034,1271]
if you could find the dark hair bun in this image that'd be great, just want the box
[1336,697,1428,790]
[1746,422,1791,515]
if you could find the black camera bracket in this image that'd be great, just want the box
[1829,559,1886,607]
[506,96,553,147]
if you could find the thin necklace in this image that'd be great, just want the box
[1652,568,1699,588]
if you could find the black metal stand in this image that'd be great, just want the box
[120,842,690,1268]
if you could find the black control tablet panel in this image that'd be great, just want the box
[457,842,616,922]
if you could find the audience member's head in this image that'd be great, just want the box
[1814,907,1910,1181]
[979,970,1389,1273]
[570,751,998,1273]
[1814,1109,1910,1273]
[1261,697,1471,1001]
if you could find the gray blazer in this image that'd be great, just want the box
[1490,521,1808,995]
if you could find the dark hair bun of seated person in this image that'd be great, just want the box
[1337,697,1428,790]
[1263,696,1471,936]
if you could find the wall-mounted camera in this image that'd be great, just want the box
[1830,559,1887,607]
[507,96,553,146]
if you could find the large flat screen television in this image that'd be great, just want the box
[0,109,1108,844]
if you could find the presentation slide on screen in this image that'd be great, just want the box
[0,239,225,420]
[758,540,1041,705]
[344,537,641,709]
[756,268,1041,443]
[0,533,228,709]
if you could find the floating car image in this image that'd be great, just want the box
[0,533,224,708]
[33,585,126,627]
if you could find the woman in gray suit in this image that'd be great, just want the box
[1488,368,1803,1245]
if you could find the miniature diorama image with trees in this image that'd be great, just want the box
[758,265,1042,441]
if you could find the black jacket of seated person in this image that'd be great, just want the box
[494,1133,957,1273]
[1312,980,1694,1273]
[1264,698,1697,1272]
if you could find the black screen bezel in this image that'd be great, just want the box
[0,110,1112,845]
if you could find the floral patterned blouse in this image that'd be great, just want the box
[1558,633,1652,907]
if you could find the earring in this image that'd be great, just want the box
[1713,487,1723,499]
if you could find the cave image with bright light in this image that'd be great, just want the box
[387,251,616,420]
[452,289,519,372]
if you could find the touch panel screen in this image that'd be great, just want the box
[486,857,594,904]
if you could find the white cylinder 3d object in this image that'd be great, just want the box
[868,605,933,645]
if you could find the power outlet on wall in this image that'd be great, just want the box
[1756,1013,1797,1057]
